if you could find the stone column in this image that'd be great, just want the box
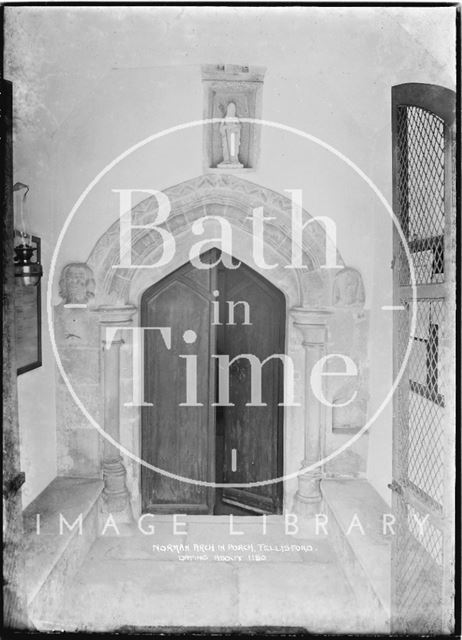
[291,307,331,518]
[97,304,137,522]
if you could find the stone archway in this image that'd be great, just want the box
[71,174,358,521]
[87,173,338,307]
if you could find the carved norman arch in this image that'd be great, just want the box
[74,174,361,519]
[87,173,343,307]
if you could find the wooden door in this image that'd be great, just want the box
[141,253,217,513]
[390,83,456,633]
[217,260,285,514]
[141,252,285,515]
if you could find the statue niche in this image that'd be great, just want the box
[218,102,244,169]
[202,64,265,171]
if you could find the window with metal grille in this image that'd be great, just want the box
[408,299,444,406]
[397,298,445,509]
[397,105,445,286]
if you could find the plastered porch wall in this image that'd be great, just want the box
[5,6,456,506]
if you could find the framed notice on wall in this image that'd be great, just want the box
[14,232,42,375]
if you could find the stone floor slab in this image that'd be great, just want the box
[54,560,239,630]
[236,562,358,631]
[38,515,359,632]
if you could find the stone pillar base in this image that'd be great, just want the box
[99,513,134,535]
[100,500,133,527]
[101,458,133,524]
[290,504,327,539]
[292,471,322,519]
[293,490,323,519]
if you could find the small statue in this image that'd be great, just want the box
[332,267,365,308]
[59,263,95,305]
[218,102,243,168]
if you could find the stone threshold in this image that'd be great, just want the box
[114,626,310,635]
[321,478,392,633]
[23,476,103,611]
[150,514,286,524]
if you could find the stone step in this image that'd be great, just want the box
[321,478,392,633]
[23,476,103,628]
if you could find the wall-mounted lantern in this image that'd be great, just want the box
[13,182,43,287]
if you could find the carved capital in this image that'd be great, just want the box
[290,306,331,345]
[94,304,137,326]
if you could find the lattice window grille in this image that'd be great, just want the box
[396,298,445,508]
[407,504,443,567]
[393,497,444,632]
[397,106,446,285]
